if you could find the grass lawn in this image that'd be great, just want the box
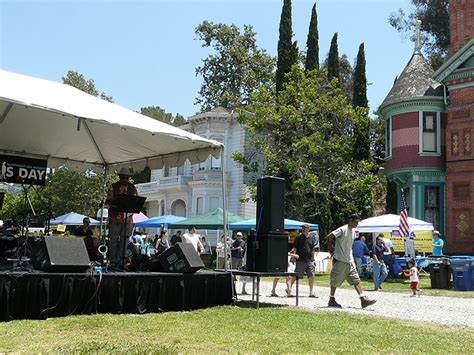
[1,306,473,353]
[269,272,474,298]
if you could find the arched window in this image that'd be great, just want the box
[171,199,186,217]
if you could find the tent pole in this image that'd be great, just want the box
[98,166,108,240]
[220,145,229,271]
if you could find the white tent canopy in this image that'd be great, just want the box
[0,70,222,172]
[49,212,100,226]
[355,214,434,233]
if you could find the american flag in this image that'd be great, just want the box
[399,189,410,237]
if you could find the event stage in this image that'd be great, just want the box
[0,270,233,322]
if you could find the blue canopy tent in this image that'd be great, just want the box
[49,212,100,226]
[229,218,318,231]
[135,215,186,228]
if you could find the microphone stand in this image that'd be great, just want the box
[17,183,37,268]
[30,184,54,235]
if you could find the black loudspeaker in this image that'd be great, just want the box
[158,243,204,273]
[32,236,91,272]
[246,232,288,272]
[0,192,4,209]
[256,176,285,235]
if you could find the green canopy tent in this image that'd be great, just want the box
[168,208,243,229]
[169,208,244,268]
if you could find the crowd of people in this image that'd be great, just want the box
[72,205,445,305]
[69,168,446,306]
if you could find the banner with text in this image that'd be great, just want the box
[0,154,47,186]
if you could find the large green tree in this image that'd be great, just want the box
[370,110,386,162]
[62,70,113,102]
[305,3,319,72]
[195,21,275,111]
[235,66,379,236]
[40,169,111,218]
[140,106,186,126]
[0,169,115,225]
[352,43,370,161]
[275,0,299,93]
[327,32,340,83]
[389,0,449,69]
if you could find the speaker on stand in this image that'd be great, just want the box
[246,231,288,272]
[256,176,285,235]
[247,176,288,272]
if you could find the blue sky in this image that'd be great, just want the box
[0,0,415,118]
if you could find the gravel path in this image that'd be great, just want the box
[235,281,474,328]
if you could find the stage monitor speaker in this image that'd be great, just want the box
[246,232,288,272]
[32,236,91,272]
[256,176,285,235]
[158,242,204,273]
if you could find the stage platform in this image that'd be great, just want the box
[0,269,233,322]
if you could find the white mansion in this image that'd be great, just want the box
[136,107,256,221]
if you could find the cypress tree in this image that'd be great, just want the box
[276,0,298,93]
[353,43,368,108]
[352,43,370,161]
[305,3,319,72]
[327,32,340,83]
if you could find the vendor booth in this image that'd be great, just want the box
[355,214,434,254]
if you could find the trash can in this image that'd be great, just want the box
[428,257,450,289]
[450,256,474,291]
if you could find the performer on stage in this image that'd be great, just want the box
[106,167,138,268]
[74,217,100,262]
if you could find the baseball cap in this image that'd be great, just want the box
[347,214,360,221]
[236,232,243,237]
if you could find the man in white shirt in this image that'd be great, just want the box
[326,214,376,309]
[183,225,203,254]
[382,236,396,280]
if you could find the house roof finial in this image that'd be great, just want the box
[411,20,425,54]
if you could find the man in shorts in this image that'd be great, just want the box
[326,214,376,308]
[289,224,317,298]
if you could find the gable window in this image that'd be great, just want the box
[420,111,440,154]
[423,112,437,152]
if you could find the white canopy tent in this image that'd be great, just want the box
[0,70,222,171]
[355,214,434,233]
[0,70,230,258]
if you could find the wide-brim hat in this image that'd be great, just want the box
[118,167,131,176]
